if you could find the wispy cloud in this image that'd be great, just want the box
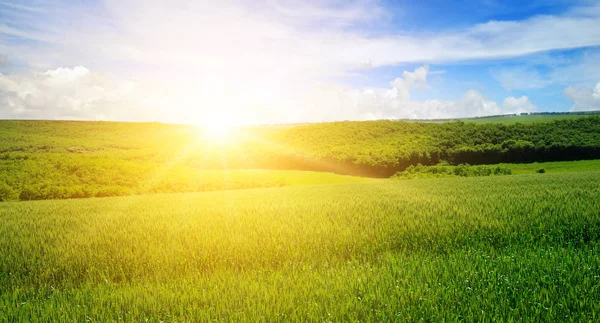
[2,0,600,73]
[491,49,600,91]
[0,1,46,13]
[491,67,552,91]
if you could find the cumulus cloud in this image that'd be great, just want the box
[565,82,600,111]
[342,66,536,120]
[389,65,429,102]
[502,96,537,113]
[0,66,163,121]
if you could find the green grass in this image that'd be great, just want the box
[498,159,600,174]
[460,113,600,124]
[391,160,600,178]
[2,172,599,321]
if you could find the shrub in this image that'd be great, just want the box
[19,187,41,201]
[537,168,546,174]
[393,163,513,179]
[0,181,17,202]
[454,164,471,177]
[494,167,512,175]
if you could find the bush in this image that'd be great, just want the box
[494,167,512,175]
[0,181,17,202]
[393,163,513,179]
[454,164,471,177]
[537,168,546,174]
[19,187,41,201]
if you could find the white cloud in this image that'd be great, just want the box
[501,96,537,113]
[0,66,163,121]
[314,66,537,121]
[0,65,537,124]
[268,0,386,27]
[565,82,600,111]
[345,88,536,120]
[0,53,6,66]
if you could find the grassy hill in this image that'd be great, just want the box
[2,172,599,321]
[1,117,600,201]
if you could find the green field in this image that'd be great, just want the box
[392,160,600,179]
[459,112,600,124]
[2,119,600,321]
[499,159,600,174]
[2,172,599,321]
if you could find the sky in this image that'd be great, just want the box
[1,0,600,125]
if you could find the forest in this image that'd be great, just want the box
[268,116,600,176]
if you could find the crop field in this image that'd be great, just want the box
[2,171,599,321]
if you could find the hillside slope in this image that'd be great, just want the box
[1,117,600,200]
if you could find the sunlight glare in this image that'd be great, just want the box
[199,113,237,142]
[205,122,231,140]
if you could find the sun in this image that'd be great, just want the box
[204,122,231,140]
[196,113,237,142]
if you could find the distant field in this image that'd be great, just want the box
[461,113,600,124]
[1,172,599,321]
[403,111,600,124]
[499,159,600,174]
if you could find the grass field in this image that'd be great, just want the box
[499,159,600,174]
[459,112,600,124]
[391,160,600,179]
[2,171,599,321]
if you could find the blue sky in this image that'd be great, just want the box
[1,0,600,124]
[335,0,600,113]
[345,47,600,112]
[381,0,576,30]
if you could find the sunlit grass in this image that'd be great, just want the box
[1,172,599,321]
[498,159,600,174]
